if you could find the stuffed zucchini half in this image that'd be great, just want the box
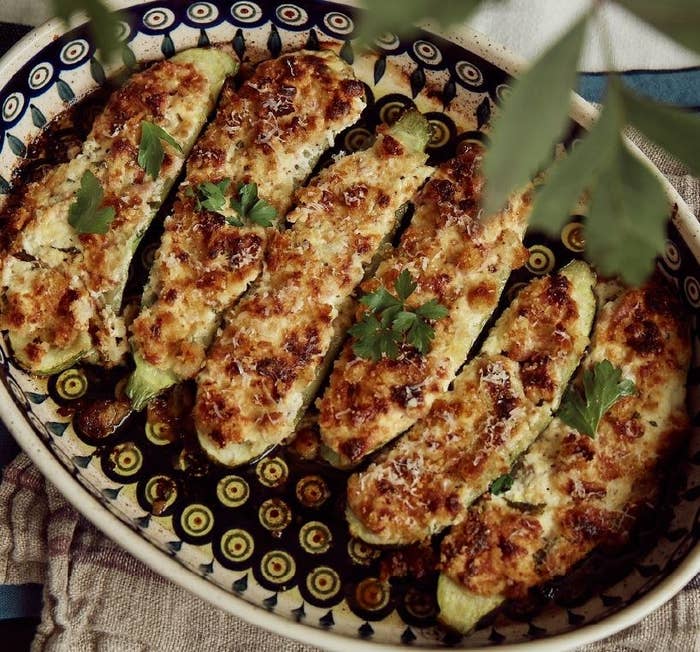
[346,260,596,546]
[319,147,531,468]
[437,277,690,634]
[194,111,433,467]
[0,48,237,375]
[126,50,366,410]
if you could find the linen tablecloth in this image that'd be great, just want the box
[1,1,699,649]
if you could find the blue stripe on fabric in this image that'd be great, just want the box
[578,67,700,108]
[0,584,42,620]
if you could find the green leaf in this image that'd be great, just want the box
[414,298,449,320]
[230,182,277,227]
[558,360,637,438]
[360,287,401,313]
[377,330,399,359]
[490,473,513,495]
[50,0,122,62]
[357,0,486,43]
[585,115,669,285]
[350,314,385,362]
[138,121,182,180]
[407,318,436,354]
[68,170,116,234]
[380,304,403,328]
[528,90,620,234]
[483,13,589,215]
[394,269,417,301]
[351,270,448,360]
[190,179,231,215]
[621,86,700,176]
[613,0,700,55]
[248,200,277,227]
[392,310,418,334]
[232,182,257,216]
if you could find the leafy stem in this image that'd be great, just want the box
[349,270,449,361]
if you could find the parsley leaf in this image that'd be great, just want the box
[395,269,417,301]
[558,360,636,438]
[67,170,116,234]
[415,299,450,320]
[360,287,401,313]
[186,178,231,215]
[138,121,182,180]
[230,183,277,227]
[490,473,514,495]
[350,270,448,361]
[406,317,437,355]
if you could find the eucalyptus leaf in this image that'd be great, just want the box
[50,0,121,62]
[613,0,700,56]
[585,135,669,285]
[621,87,700,176]
[529,91,620,234]
[482,13,589,215]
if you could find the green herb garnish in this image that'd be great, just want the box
[186,178,231,214]
[67,170,116,234]
[349,270,449,361]
[558,360,636,438]
[138,121,182,180]
[230,182,277,227]
[490,473,514,495]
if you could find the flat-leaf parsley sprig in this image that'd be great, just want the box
[349,269,449,361]
[186,178,231,214]
[230,182,277,227]
[558,359,636,438]
[67,170,116,234]
[185,179,277,228]
[138,121,182,180]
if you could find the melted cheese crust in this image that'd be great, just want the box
[346,262,595,545]
[195,126,432,466]
[130,51,366,380]
[440,279,690,602]
[0,53,224,370]
[318,148,530,467]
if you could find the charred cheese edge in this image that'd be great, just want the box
[346,260,596,545]
[0,48,237,375]
[318,148,530,468]
[127,50,366,410]
[194,111,433,467]
[437,278,691,634]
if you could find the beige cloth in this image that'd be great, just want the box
[1,133,699,652]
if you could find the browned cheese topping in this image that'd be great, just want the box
[318,147,530,466]
[130,50,366,380]
[194,123,432,466]
[0,57,213,368]
[440,278,690,599]
[347,264,594,546]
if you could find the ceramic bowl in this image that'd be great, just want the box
[1,1,699,650]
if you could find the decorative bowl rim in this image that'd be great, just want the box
[1,1,698,650]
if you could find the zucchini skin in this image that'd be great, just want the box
[346,260,596,546]
[127,50,367,410]
[438,277,691,634]
[318,148,531,468]
[194,111,432,468]
[1,48,237,375]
